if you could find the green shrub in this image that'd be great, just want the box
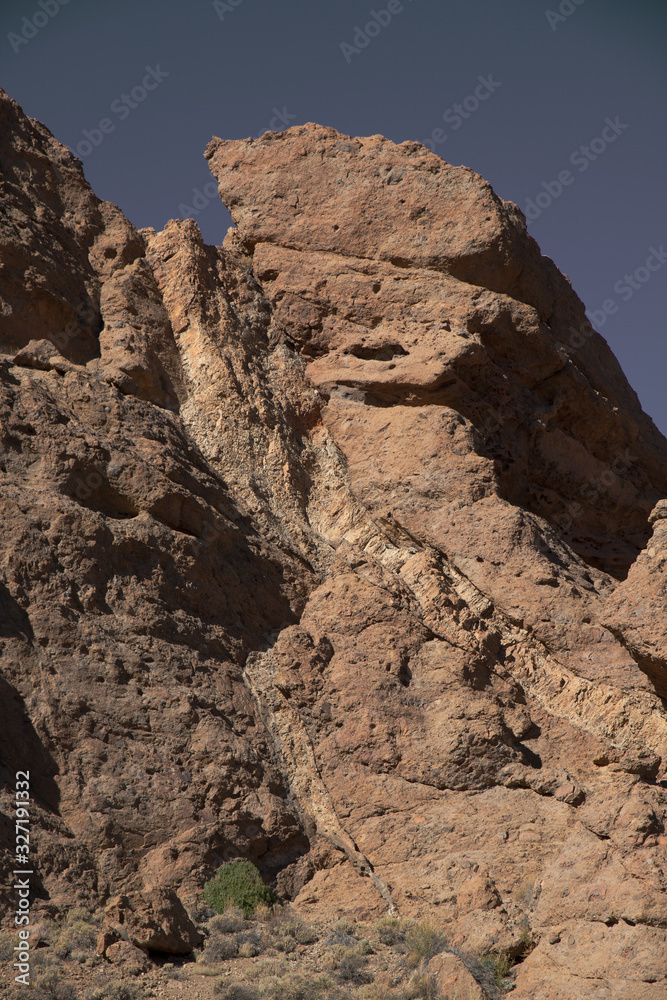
[203,862,276,918]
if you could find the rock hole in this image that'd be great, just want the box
[348,343,409,361]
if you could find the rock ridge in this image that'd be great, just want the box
[1,90,666,997]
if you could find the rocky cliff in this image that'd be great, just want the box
[1,88,666,998]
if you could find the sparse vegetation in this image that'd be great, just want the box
[203,933,240,963]
[513,878,536,906]
[210,906,247,934]
[404,920,446,967]
[332,918,358,938]
[201,902,319,965]
[519,925,536,953]
[245,957,290,982]
[374,917,406,947]
[0,931,15,962]
[358,967,439,1000]
[461,948,515,996]
[323,944,373,984]
[401,971,440,999]
[266,908,319,952]
[189,899,216,925]
[191,907,452,999]
[259,972,345,1000]
[204,861,277,918]
[13,902,518,1000]
[254,902,273,923]
[87,985,138,1000]
[53,907,99,961]
[34,968,79,1000]
[214,984,260,1000]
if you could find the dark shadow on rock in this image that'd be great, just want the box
[0,674,60,813]
[515,742,542,770]
[0,581,34,642]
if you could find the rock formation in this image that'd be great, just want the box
[1,89,666,997]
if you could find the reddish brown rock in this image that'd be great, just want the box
[104,939,152,971]
[1,93,667,999]
[103,889,202,954]
[604,499,667,697]
[429,950,493,999]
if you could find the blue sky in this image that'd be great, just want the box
[2,0,666,434]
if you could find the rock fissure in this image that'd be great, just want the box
[242,650,397,913]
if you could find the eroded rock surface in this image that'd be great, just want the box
[1,92,666,995]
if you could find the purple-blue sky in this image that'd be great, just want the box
[2,0,666,434]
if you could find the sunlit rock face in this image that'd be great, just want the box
[1,90,667,995]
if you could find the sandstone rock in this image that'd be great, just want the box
[104,889,202,954]
[1,92,667,999]
[512,921,667,1000]
[603,498,667,697]
[104,939,153,971]
[96,929,119,956]
[207,126,667,586]
[455,875,502,914]
[429,950,493,1000]
[12,338,73,372]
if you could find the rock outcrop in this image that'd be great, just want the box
[1,92,666,997]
